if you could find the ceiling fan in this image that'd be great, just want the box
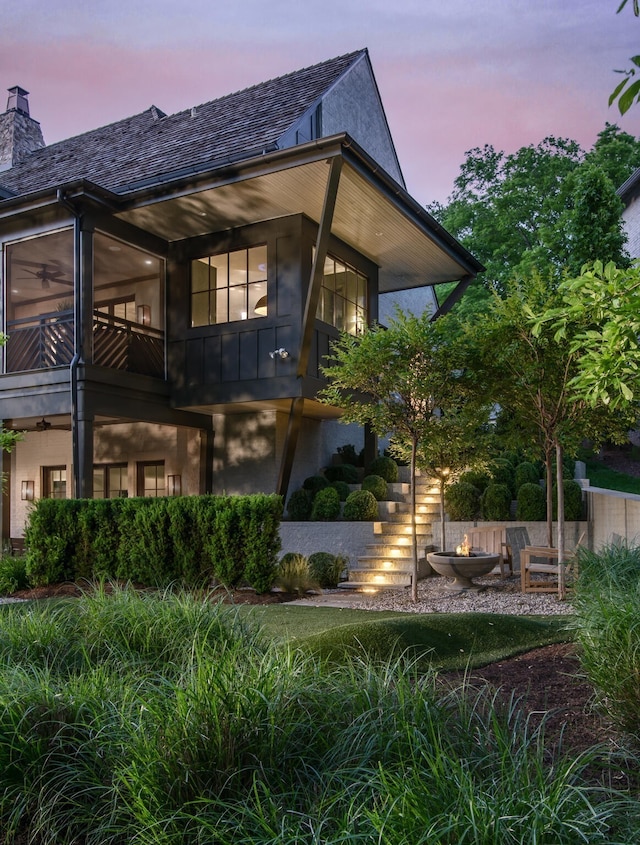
[19,264,72,290]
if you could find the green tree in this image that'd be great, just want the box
[435,129,638,308]
[473,274,631,592]
[609,0,640,114]
[537,260,640,410]
[320,311,491,601]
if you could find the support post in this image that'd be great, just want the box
[200,428,215,494]
[276,397,305,500]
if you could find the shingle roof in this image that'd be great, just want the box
[0,50,365,198]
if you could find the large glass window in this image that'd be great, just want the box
[93,464,128,498]
[191,245,267,326]
[316,254,367,335]
[137,461,165,497]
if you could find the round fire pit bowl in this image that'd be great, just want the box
[427,551,500,592]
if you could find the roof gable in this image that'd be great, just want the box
[0,50,366,198]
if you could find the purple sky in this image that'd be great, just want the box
[3,0,640,204]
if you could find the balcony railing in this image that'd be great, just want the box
[5,310,165,378]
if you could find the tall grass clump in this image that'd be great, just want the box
[0,586,637,844]
[572,543,640,740]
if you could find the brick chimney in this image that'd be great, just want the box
[0,86,45,172]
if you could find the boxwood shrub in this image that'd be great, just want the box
[514,461,540,493]
[302,475,330,496]
[287,489,313,520]
[366,456,398,483]
[458,470,491,494]
[311,486,341,521]
[552,479,584,521]
[330,480,351,501]
[516,483,546,521]
[343,489,379,521]
[362,474,388,501]
[489,460,515,497]
[324,464,359,484]
[444,482,480,521]
[481,483,512,521]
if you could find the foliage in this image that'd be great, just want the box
[552,480,584,522]
[514,461,540,493]
[610,0,640,113]
[433,128,637,306]
[324,463,358,483]
[481,483,512,521]
[537,260,640,410]
[275,552,315,594]
[572,543,640,738]
[0,555,29,595]
[23,495,282,593]
[302,474,329,496]
[320,310,491,597]
[310,486,341,521]
[444,481,481,521]
[343,489,378,521]
[489,458,515,496]
[2,591,629,845]
[329,479,351,501]
[336,443,364,466]
[366,455,398,482]
[286,488,313,520]
[515,483,547,521]
[584,459,640,494]
[307,551,347,588]
[458,469,491,493]
[361,473,388,501]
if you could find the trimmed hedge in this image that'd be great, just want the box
[481,483,512,521]
[308,551,347,588]
[514,461,540,494]
[366,456,398,483]
[24,494,282,594]
[552,479,584,522]
[324,464,359,484]
[516,483,546,521]
[362,474,388,501]
[343,489,378,521]
[286,489,313,520]
[311,487,341,521]
[444,482,480,521]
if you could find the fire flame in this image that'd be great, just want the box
[455,534,471,556]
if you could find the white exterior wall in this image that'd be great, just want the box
[10,422,202,537]
[622,194,640,259]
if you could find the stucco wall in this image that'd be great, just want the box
[622,195,640,259]
[279,521,376,564]
[587,487,640,548]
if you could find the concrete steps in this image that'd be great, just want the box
[340,469,440,591]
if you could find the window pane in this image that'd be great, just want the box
[248,245,267,282]
[346,267,358,302]
[93,469,105,499]
[191,258,210,292]
[228,250,246,286]
[334,297,345,332]
[191,291,210,327]
[248,280,267,319]
[316,253,368,335]
[335,262,347,297]
[210,255,227,289]
[108,466,127,498]
[228,285,247,321]
[215,289,228,324]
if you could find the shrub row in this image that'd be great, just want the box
[445,478,583,522]
[24,494,283,593]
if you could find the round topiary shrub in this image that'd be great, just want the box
[366,456,398,483]
[303,475,329,496]
[516,483,546,521]
[343,489,379,521]
[458,470,491,494]
[307,551,347,588]
[286,489,312,521]
[444,482,480,521]
[514,461,540,494]
[553,479,583,521]
[324,464,359,484]
[311,486,341,521]
[489,460,515,497]
[481,483,512,521]
[362,474,388,501]
[330,480,351,501]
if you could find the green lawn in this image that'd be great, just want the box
[585,458,640,494]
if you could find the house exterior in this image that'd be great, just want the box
[619,167,640,258]
[0,49,482,539]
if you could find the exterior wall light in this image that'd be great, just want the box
[21,480,34,501]
[269,348,289,360]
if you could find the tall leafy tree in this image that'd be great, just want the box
[473,274,631,593]
[434,128,639,309]
[320,311,491,601]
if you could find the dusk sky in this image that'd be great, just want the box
[3,0,640,205]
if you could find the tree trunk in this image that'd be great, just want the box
[410,436,418,602]
[545,445,554,548]
[556,441,566,599]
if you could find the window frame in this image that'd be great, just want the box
[190,244,268,327]
[316,252,368,336]
[136,460,165,497]
[93,463,128,499]
[42,465,67,500]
